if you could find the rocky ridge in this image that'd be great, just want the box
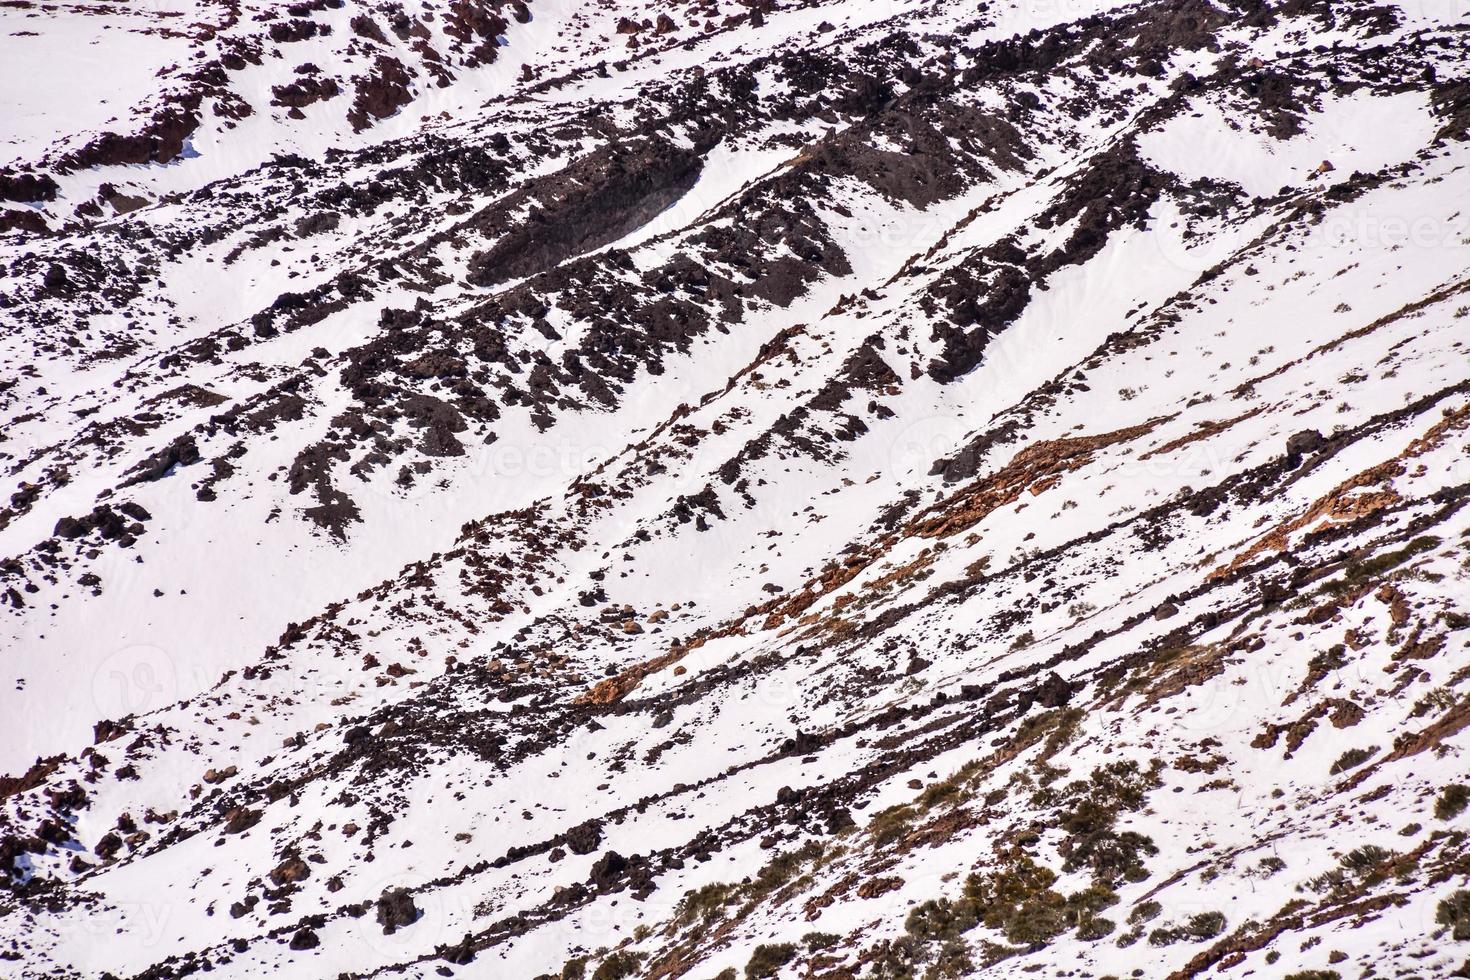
[3,0,1470,978]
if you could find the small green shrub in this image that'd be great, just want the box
[1128,900,1162,924]
[1331,536,1441,590]
[1328,746,1376,775]
[1282,972,1340,980]
[1340,844,1390,874]
[923,940,976,979]
[1307,844,1398,894]
[744,943,796,979]
[918,781,961,809]
[868,804,919,846]
[1250,856,1286,878]
[748,842,824,903]
[1182,911,1226,940]
[899,852,1117,952]
[863,935,928,977]
[675,840,824,937]
[677,882,736,925]
[592,951,644,980]
[971,855,1070,945]
[533,956,587,980]
[1306,647,1348,674]
[1042,760,1163,885]
[1438,890,1470,940]
[906,896,979,943]
[1435,784,1469,820]
[1147,926,1178,947]
[1065,883,1119,918]
[1147,911,1226,946]
[803,931,840,951]
[1068,829,1158,884]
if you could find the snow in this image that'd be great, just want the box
[4,0,1470,978]
[1139,90,1440,199]
[0,3,187,163]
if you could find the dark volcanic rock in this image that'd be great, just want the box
[563,818,604,856]
[288,927,319,950]
[349,56,415,132]
[1285,428,1326,464]
[0,171,60,203]
[466,138,704,288]
[121,434,201,486]
[375,887,421,934]
[1015,671,1078,714]
[58,108,201,172]
[221,807,261,835]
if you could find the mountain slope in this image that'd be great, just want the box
[4,0,1470,978]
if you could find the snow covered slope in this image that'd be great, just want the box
[3,0,1470,977]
